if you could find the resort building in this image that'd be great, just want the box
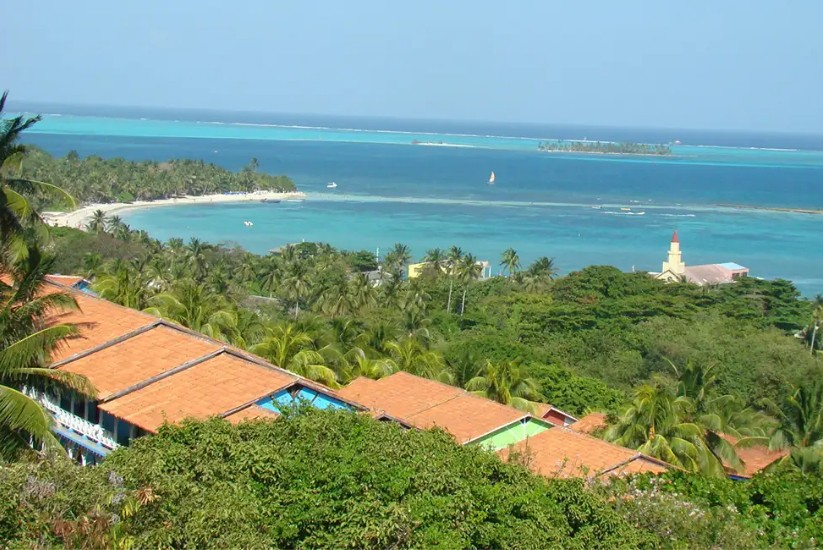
[337,372,552,450]
[29,277,678,479]
[652,231,749,286]
[29,278,364,465]
[407,260,492,280]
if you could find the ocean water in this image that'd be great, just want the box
[17,105,823,295]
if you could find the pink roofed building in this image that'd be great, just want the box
[652,231,749,286]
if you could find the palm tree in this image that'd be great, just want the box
[347,272,377,312]
[283,261,310,317]
[383,243,412,278]
[251,323,338,386]
[446,349,484,389]
[605,384,728,476]
[0,92,74,265]
[422,248,447,279]
[144,279,240,343]
[807,295,823,355]
[446,246,463,313]
[385,338,447,381]
[94,260,150,310]
[500,248,520,277]
[769,382,823,450]
[526,256,558,280]
[355,321,399,357]
[86,209,108,234]
[465,360,541,413]
[668,360,769,472]
[185,238,209,282]
[457,253,482,316]
[0,250,95,457]
[343,347,396,381]
[105,215,124,234]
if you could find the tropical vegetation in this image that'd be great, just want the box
[16,146,294,207]
[3,411,822,548]
[538,140,672,155]
[2,94,823,547]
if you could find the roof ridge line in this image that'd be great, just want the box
[51,320,163,370]
[405,393,464,419]
[101,348,227,404]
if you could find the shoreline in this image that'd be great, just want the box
[42,190,306,228]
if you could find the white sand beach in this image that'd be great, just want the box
[43,190,307,229]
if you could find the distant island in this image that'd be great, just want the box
[538,140,672,156]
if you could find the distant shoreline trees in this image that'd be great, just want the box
[538,140,672,156]
[16,147,296,207]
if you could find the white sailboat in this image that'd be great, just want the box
[488,171,496,185]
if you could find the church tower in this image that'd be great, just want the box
[661,231,685,275]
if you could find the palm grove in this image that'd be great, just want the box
[1,94,822,547]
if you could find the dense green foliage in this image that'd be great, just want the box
[0,93,93,458]
[19,147,295,205]
[47,223,821,416]
[3,413,821,548]
[603,470,823,548]
[1,412,652,548]
[538,140,672,155]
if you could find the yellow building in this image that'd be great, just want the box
[408,260,491,280]
[652,231,749,286]
[656,230,686,282]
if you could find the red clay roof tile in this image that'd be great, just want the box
[570,412,608,435]
[498,426,670,479]
[99,352,296,432]
[224,404,280,424]
[57,325,221,399]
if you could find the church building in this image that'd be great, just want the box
[652,231,749,286]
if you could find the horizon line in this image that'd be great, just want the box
[8,98,823,138]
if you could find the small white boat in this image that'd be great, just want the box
[488,171,496,185]
[327,181,338,189]
[620,207,631,212]
[243,220,254,227]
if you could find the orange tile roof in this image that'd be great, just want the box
[99,352,296,432]
[46,289,157,364]
[56,325,221,399]
[336,376,380,404]
[720,434,788,478]
[533,403,552,418]
[341,371,464,418]
[224,404,280,424]
[498,427,670,479]
[337,371,529,444]
[570,412,608,434]
[408,394,526,444]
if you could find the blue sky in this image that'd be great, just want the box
[2,1,821,132]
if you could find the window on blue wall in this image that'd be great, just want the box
[87,402,100,424]
[59,390,72,412]
[72,394,86,417]
[101,412,115,434]
[115,420,132,446]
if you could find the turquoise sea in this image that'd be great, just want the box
[16,104,823,295]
